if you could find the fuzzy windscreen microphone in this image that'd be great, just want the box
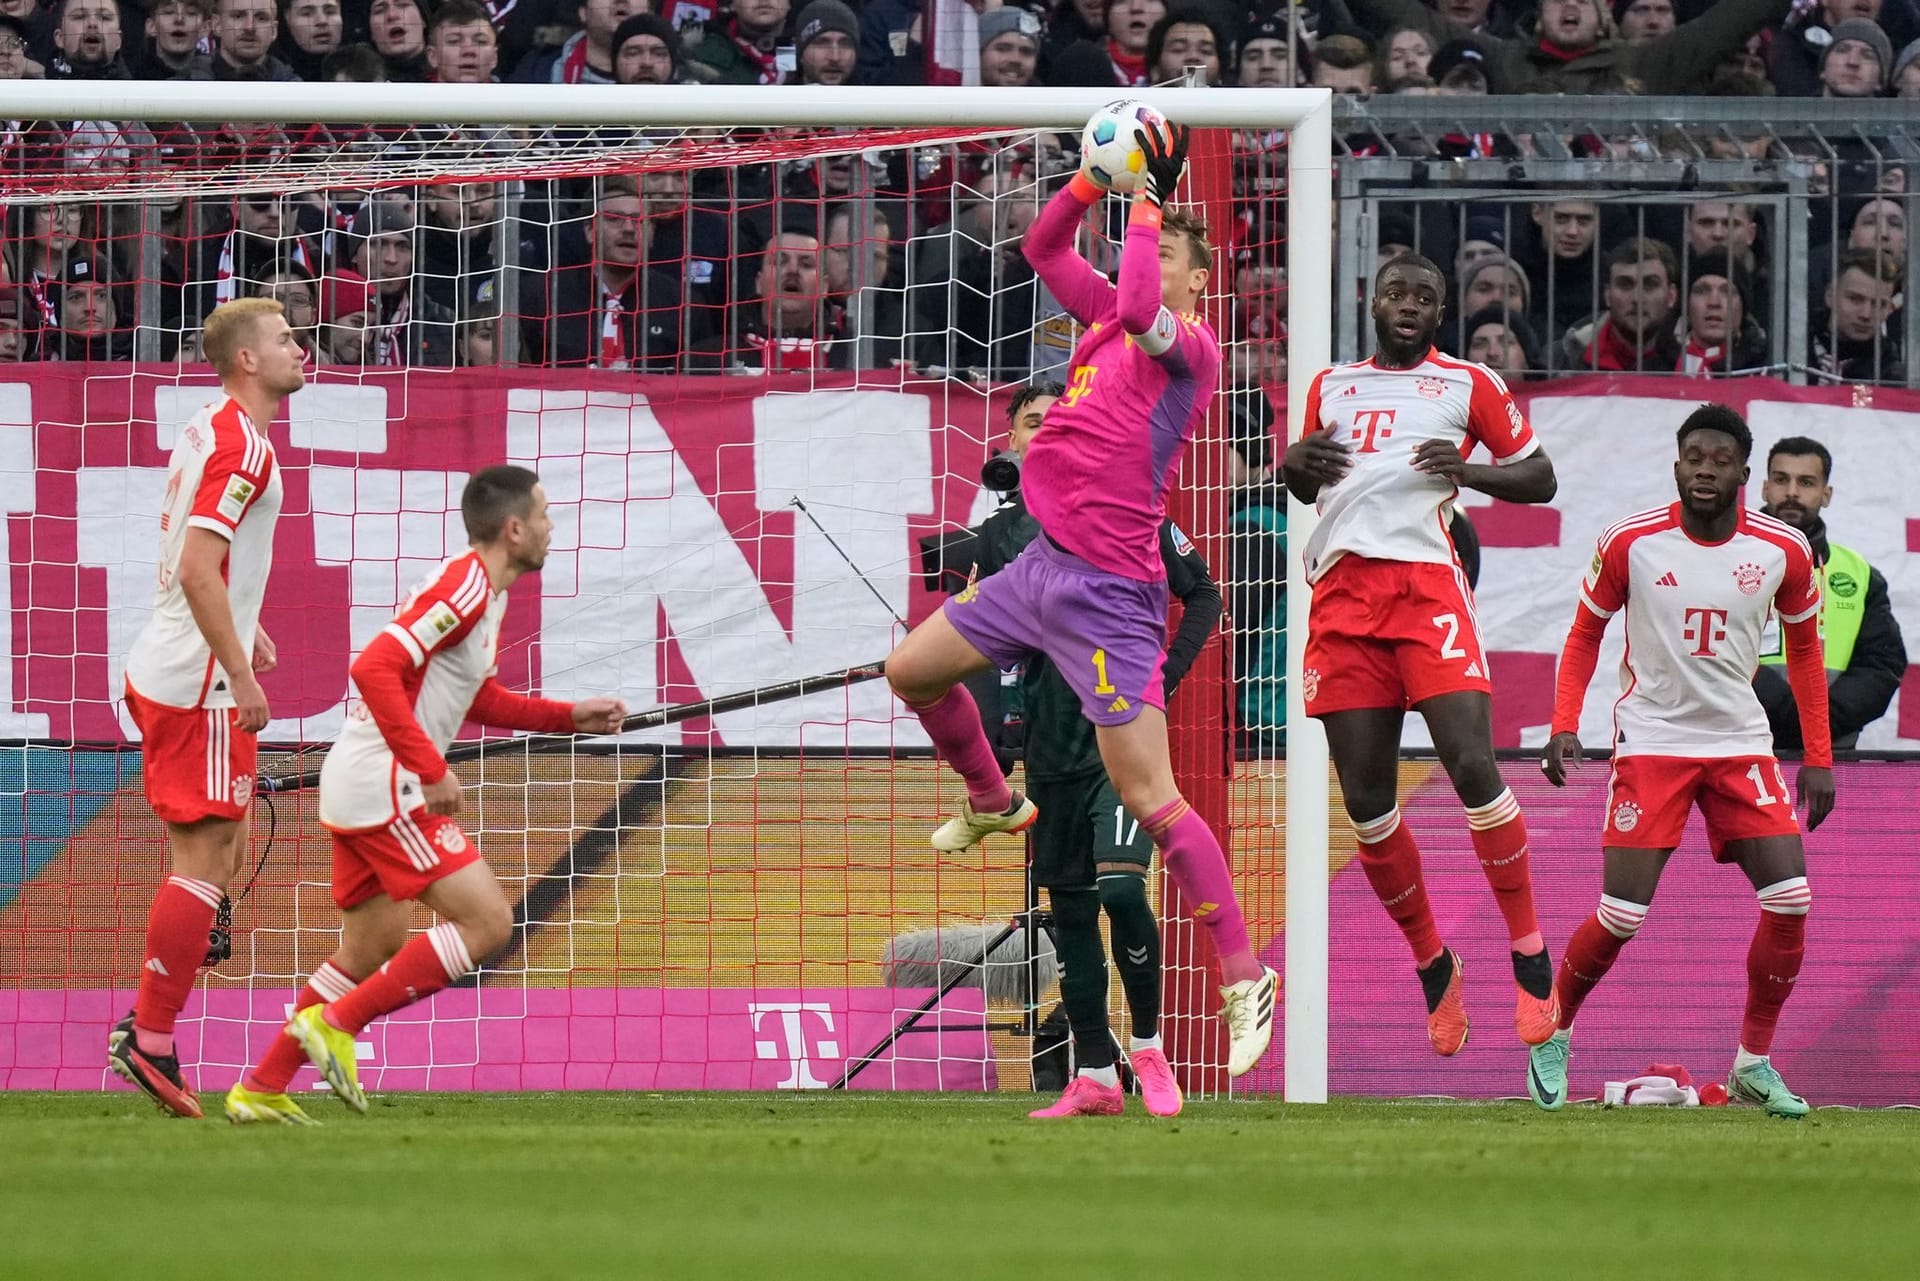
[882,922,1058,1007]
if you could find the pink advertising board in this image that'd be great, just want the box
[1,987,996,1093]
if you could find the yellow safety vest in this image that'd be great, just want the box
[1759,541,1869,674]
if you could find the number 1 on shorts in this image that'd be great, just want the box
[1113,804,1140,848]
[1091,648,1116,695]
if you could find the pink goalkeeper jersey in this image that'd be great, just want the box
[1021,189,1221,582]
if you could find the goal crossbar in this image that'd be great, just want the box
[0,82,1329,130]
[2,80,1334,1104]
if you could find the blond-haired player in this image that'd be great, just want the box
[109,297,306,1117]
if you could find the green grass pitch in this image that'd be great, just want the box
[3,1092,1916,1280]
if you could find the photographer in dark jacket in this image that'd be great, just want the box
[1754,436,1907,751]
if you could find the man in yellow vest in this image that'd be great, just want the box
[1754,435,1908,750]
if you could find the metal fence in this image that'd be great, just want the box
[1327,97,1920,387]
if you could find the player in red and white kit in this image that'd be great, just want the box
[1283,254,1563,1060]
[224,466,626,1124]
[1534,405,1835,1117]
[108,298,307,1118]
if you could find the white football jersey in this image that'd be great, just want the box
[1301,351,1539,582]
[125,396,282,710]
[321,551,505,830]
[1579,504,1820,759]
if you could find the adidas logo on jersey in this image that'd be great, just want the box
[1341,383,1359,396]
[1655,571,1679,587]
[1464,661,1483,678]
[1107,695,1131,714]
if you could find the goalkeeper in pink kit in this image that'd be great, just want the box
[886,119,1279,1086]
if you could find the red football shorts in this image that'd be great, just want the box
[1303,555,1493,716]
[1604,755,1800,861]
[126,683,257,824]
[329,808,482,909]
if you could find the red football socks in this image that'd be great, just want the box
[1742,879,1811,1055]
[1465,790,1543,955]
[1554,899,1646,1030]
[1353,809,1444,966]
[132,874,223,1056]
[324,924,474,1037]
[247,961,360,1094]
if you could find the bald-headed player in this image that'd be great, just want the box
[1284,255,1562,1063]
[108,297,308,1117]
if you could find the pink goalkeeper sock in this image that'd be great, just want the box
[906,685,1011,813]
[1143,798,1259,984]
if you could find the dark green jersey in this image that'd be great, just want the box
[968,491,1220,781]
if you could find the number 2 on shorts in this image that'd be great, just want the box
[1431,612,1468,660]
[1090,648,1116,695]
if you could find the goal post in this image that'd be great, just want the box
[0,82,1332,1102]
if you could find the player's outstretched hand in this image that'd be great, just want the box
[572,697,629,735]
[1411,438,1469,483]
[423,769,463,817]
[1797,764,1835,832]
[233,671,269,734]
[1541,731,1583,787]
[1136,122,1191,208]
[1282,424,1352,495]
[252,627,278,674]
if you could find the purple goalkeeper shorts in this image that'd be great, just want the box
[944,536,1168,726]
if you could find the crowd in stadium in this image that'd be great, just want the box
[0,0,1912,383]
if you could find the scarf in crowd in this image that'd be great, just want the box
[598,278,628,369]
[376,291,410,366]
[1678,334,1728,377]
[1582,317,1660,372]
[214,229,313,304]
[727,19,782,84]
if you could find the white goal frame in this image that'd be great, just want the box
[2,81,1334,1104]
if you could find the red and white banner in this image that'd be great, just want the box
[6,370,1920,749]
[0,370,1003,747]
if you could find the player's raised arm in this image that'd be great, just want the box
[1022,169,1118,327]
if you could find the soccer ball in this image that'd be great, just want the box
[1079,100,1171,195]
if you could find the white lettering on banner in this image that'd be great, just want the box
[292,466,468,741]
[749,1002,840,1089]
[76,467,168,740]
[153,385,221,451]
[0,389,51,736]
[506,389,932,748]
[289,385,390,456]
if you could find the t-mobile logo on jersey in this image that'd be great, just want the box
[1349,409,1396,453]
[749,1002,841,1089]
[1682,606,1731,657]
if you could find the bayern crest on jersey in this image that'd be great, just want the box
[1415,376,1447,400]
[1733,562,1765,596]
